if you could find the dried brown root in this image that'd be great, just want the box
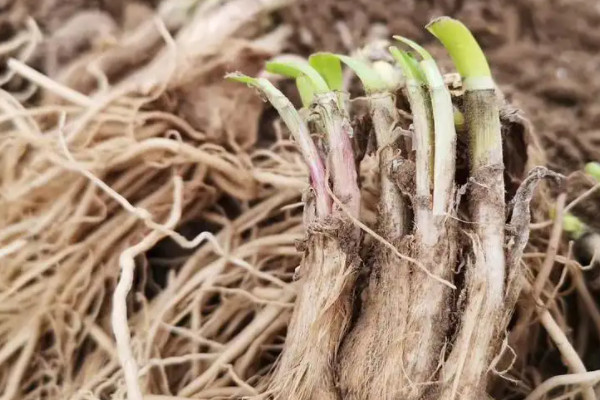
[0,1,301,399]
[269,220,360,400]
[1,3,591,399]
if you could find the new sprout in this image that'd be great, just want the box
[394,35,456,219]
[428,17,507,399]
[226,73,330,217]
[328,53,410,237]
[564,213,586,240]
[428,17,504,294]
[389,46,435,239]
[266,57,361,217]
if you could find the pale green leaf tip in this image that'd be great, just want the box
[265,61,299,77]
[265,60,329,93]
[391,39,444,89]
[296,76,315,108]
[426,16,491,79]
[453,106,465,129]
[389,46,425,84]
[393,35,432,60]
[325,53,387,93]
[225,72,255,85]
[225,72,277,94]
[309,52,343,92]
[585,162,600,182]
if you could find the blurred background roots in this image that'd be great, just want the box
[1,0,600,399]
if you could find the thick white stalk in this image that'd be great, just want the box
[466,87,505,304]
[421,59,457,219]
[406,81,437,244]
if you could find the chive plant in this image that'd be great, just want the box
[428,17,506,399]
[388,40,458,398]
[231,58,361,400]
[227,16,536,400]
[266,58,361,219]
[322,54,417,399]
[394,36,457,222]
[389,47,434,236]
[428,18,505,285]
[323,53,410,237]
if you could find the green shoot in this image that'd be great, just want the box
[266,58,360,218]
[322,53,388,94]
[585,162,600,182]
[393,36,456,217]
[390,45,435,238]
[296,76,315,108]
[265,60,330,93]
[426,17,500,170]
[393,36,445,91]
[426,17,493,90]
[226,72,330,216]
[310,54,404,226]
[453,106,465,130]
[389,46,425,85]
[428,21,505,396]
[308,53,343,92]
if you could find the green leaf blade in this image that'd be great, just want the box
[226,71,331,216]
[296,76,315,108]
[393,35,433,60]
[389,46,425,84]
[265,60,329,93]
[309,53,343,92]
[426,17,492,80]
[393,37,444,89]
[324,53,387,93]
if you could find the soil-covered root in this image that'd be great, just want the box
[402,223,457,398]
[270,219,360,400]
[337,239,412,400]
[338,223,457,400]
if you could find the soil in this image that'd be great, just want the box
[282,0,600,175]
